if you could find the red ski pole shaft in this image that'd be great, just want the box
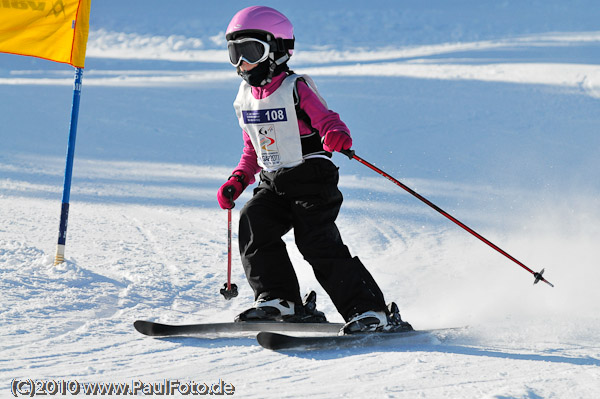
[227,208,232,290]
[341,149,553,287]
[220,188,238,300]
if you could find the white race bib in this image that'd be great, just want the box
[234,75,304,171]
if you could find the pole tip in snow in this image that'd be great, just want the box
[54,244,65,266]
[533,268,554,287]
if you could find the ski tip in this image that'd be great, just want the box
[133,320,146,334]
[256,331,281,350]
[133,320,168,336]
[133,320,153,335]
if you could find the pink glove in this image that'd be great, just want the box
[323,130,352,152]
[217,173,246,209]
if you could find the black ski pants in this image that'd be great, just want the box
[238,158,387,321]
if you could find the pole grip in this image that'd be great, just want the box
[340,149,355,160]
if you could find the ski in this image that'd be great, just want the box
[133,320,344,337]
[256,328,461,351]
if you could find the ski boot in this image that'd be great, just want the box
[340,302,412,334]
[383,302,413,332]
[234,298,295,322]
[288,290,327,323]
[235,291,327,323]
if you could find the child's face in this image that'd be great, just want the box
[239,61,258,72]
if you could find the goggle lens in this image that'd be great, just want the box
[228,38,269,66]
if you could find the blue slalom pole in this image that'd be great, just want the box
[54,67,84,265]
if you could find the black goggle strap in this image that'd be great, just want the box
[263,35,293,85]
[268,37,294,53]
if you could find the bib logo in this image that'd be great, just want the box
[258,126,276,151]
[258,125,281,166]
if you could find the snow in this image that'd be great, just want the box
[1,1,599,397]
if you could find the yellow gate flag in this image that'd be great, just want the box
[0,0,91,68]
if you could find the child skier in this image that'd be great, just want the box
[217,6,412,334]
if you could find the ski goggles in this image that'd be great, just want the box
[227,37,271,67]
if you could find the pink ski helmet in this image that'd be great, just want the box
[226,6,294,56]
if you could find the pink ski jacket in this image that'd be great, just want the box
[233,72,350,185]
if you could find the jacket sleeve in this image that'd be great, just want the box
[296,80,350,137]
[232,130,260,186]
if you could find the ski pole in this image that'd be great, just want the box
[340,149,554,287]
[220,188,238,300]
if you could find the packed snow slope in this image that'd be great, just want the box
[1,1,599,398]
